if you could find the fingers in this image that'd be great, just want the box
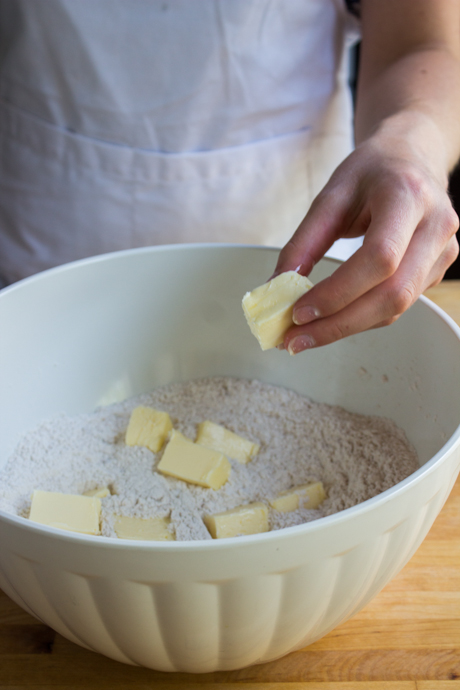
[272,183,356,278]
[425,232,460,287]
[284,284,402,354]
[283,208,459,353]
[292,184,423,325]
[273,140,459,353]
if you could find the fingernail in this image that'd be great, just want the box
[288,334,316,355]
[293,306,321,325]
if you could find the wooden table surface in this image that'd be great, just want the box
[1,281,459,690]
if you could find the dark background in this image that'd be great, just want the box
[446,167,460,278]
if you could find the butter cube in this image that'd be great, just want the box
[270,482,326,512]
[84,486,110,498]
[204,502,269,539]
[242,271,313,350]
[157,430,230,489]
[114,515,174,541]
[195,420,259,464]
[125,406,173,453]
[29,490,101,535]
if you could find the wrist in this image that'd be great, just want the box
[356,110,452,189]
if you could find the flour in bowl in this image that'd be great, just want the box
[0,377,419,540]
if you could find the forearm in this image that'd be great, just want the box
[272,0,460,352]
[355,0,460,182]
[355,50,460,183]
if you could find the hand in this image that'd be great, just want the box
[273,135,459,354]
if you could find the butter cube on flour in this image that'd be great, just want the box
[195,420,259,464]
[29,490,101,535]
[242,271,313,350]
[157,430,230,489]
[125,406,173,452]
[204,502,269,539]
[270,482,326,512]
[114,515,174,541]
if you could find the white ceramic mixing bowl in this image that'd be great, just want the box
[0,244,459,673]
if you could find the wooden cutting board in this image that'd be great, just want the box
[1,281,459,690]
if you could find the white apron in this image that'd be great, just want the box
[0,0,360,284]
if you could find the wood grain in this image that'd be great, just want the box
[424,281,460,326]
[1,280,459,689]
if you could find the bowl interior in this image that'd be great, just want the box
[1,244,460,472]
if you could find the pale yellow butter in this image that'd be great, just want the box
[204,501,269,539]
[29,490,101,535]
[84,486,110,498]
[195,420,259,464]
[270,481,326,512]
[125,406,173,453]
[157,430,230,490]
[242,271,313,350]
[114,515,174,541]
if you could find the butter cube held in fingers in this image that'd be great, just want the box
[242,271,313,350]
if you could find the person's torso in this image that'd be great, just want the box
[0,0,358,150]
[0,0,360,283]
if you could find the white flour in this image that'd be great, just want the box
[0,377,419,541]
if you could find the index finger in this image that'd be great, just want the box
[273,186,354,278]
[291,188,422,325]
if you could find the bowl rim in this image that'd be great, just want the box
[1,243,460,549]
[0,242,341,294]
